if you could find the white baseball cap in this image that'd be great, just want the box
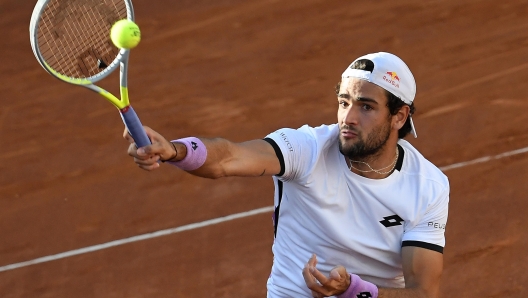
[341,52,417,138]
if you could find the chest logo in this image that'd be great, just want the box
[379,215,404,228]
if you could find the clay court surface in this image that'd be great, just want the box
[1,0,528,296]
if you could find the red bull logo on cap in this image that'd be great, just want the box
[383,71,400,88]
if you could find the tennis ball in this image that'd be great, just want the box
[110,19,141,49]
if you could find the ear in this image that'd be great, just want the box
[392,105,410,130]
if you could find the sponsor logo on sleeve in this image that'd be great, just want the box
[428,222,446,230]
[279,132,294,152]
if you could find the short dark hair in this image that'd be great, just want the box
[338,59,416,138]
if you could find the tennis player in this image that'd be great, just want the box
[124,52,449,298]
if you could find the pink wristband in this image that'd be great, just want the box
[166,137,207,171]
[337,274,378,298]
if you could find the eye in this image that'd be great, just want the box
[361,104,373,111]
[339,100,349,108]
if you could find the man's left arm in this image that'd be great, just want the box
[302,246,443,298]
[378,245,443,298]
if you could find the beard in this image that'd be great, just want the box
[339,121,392,160]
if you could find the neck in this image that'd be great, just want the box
[347,142,399,179]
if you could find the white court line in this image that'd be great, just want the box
[439,146,528,171]
[0,206,274,273]
[1,146,527,273]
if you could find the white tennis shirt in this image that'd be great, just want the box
[263,124,449,298]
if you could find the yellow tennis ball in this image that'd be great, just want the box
[110,19,141,49]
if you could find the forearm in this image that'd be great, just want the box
[378,287,432,298]
[168,137,233,179]
[167,137,280,178]
[336,274,436,298]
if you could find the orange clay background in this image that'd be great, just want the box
[1,0,528,297]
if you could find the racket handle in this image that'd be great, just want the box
[120,106,151,147]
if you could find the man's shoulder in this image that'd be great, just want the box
[398,139,449,188]
[264,124,339,181]
[268,123,338,144]
[297,123,339,136]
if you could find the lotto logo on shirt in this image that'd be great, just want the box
[383,71,400,88]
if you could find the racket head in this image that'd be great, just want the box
[30,0,134,86]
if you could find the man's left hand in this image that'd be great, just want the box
[302,254,350,298]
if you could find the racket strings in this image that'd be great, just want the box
[37,0,127,79]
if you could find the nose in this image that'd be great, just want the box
[342,104,359,126]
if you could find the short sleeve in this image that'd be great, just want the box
[402,185,449,253]
[264,126,318,182]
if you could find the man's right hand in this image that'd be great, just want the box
[123,126,177,171]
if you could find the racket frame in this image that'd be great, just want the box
[29,0,151,147]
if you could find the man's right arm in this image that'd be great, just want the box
[124,126,282,178]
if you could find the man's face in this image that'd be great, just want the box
[337,78,393,159]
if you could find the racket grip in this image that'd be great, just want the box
[120,106,151,148]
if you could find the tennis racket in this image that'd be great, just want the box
[29,0,150,147]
